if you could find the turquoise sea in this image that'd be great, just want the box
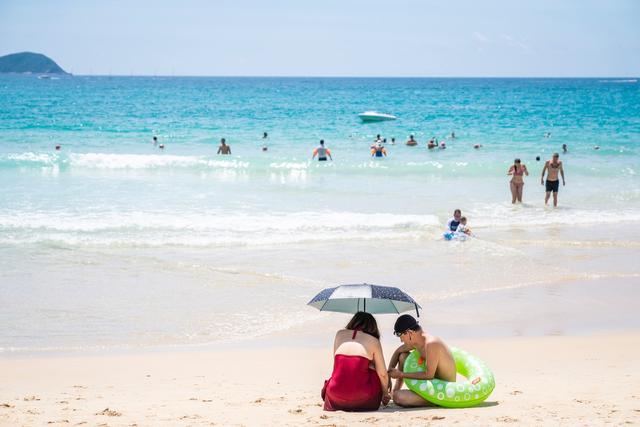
[1,76,639,353]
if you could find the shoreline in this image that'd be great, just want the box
[2,274,639,360]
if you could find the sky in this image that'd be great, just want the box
[0,0,638,77]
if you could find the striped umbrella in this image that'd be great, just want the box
[308,283,420,316]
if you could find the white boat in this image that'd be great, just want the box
[358,111,397,122]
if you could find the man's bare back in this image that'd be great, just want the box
[388,314,457,407]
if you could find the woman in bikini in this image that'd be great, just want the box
[322,312,391,411]
[508,158,529,203]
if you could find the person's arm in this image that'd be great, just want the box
[372,340,391,405]
[327,149,332,160]
[541,162,548,184]
[387,344,411,372]
[228,147,231,154]
[523,165,529,176]
[217,146,221,154]
[392,342,439,381]
[507,165,514,176]
[560,163,565,185]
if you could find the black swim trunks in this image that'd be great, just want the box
[545,180,559,193]
[318,157,327,161]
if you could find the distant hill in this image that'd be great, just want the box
[0,52,69,74]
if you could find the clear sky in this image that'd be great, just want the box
[1,0,638,77]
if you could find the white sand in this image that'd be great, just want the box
[2,332,639,426]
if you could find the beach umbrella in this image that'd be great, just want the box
[307,283,421,317]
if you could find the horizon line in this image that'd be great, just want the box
[21,73,640,79]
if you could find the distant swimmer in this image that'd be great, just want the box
[55,145,61,151]
[262,145,268,152]
[263,132,268,139]
[508,158,529,204]
[427,139,437,149]
[562,143,568,153]
[406,135,418,146]
[544,132,551,138]
[535,156,541,161]
[473,144,482,149]
[375,134,382,143]
[446,209,462,232]
[152,136,158,145]
[541,153,565,207]
[450,132,456,139]
[217,138,231,155]
[594,145,600,150]
[439,141,446,149]
[312,139,332,161]
[391,137,396,145]
[159,144,165,149]
[371,143,387,157]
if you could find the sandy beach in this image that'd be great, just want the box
[2,332,639,426]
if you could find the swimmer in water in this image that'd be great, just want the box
[217,138,231,155]
[371,143,387,157]
[312,140,332,161]
[406,135,417,146]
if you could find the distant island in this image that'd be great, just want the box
[0,52,69,74]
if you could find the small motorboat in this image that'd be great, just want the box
[358,111,397,122]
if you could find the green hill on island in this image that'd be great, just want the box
[0,52,68,74]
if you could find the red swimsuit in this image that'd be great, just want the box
[321,330,382,411]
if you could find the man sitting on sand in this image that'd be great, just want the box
[387,315,456,407]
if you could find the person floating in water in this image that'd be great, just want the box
[455,217,473,239]
[152,136,158,145]
[562,144,568,153]
[541,153,565,207]
[312,140,332,161]
[390,137,396,145]
[406,135,417,146]
[450,131,456,139]
[371,143,387,157]
[217,138,231,155]
[55,145,61,151]
[427,138,437,149]
[508,158,529,204]
[263,132,268,139]
[473,144,482,149]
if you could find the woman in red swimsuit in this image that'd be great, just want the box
[322,312,390,411]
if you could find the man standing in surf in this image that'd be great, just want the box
[541,153,566,207]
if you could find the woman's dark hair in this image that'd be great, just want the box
[346,312,380,339]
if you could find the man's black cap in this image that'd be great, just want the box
[394,314,419,336]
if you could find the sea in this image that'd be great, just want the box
[1,76,639,354]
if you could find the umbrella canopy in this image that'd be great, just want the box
[307,283,421,316]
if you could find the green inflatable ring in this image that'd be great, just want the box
[403,347,495,408]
